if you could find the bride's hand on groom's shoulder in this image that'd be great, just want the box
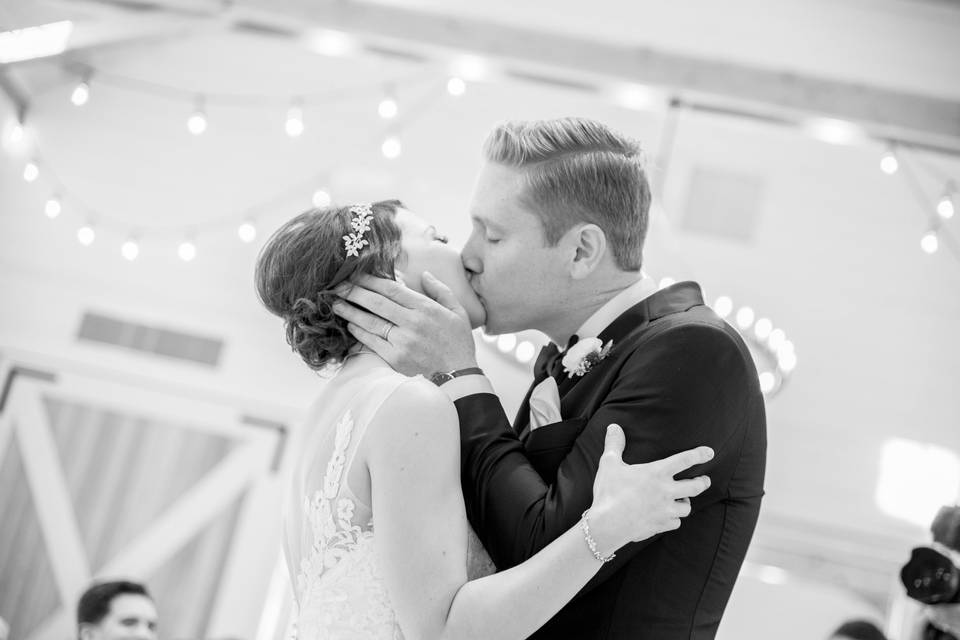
[332,273,477,377]
[589,424,714,555]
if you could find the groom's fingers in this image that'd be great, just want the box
[337,285,412,325]
[658,446,714,477]
[349,274,422,308]
[600,424,626,462]
[345,322,394,359]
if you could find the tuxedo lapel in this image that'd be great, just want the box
[516,282,704,442]
[554,281,705,397]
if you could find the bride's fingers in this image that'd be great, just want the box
[669,475,711,499]
[657,446,714,477]
[600,424,626,462]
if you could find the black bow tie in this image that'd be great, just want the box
[533,334,579,384]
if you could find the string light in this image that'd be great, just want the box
[921,230,939,254]
[10,122,24,143]
[446,77,466,96]
[496,334,517,353]
[736,306,755,330]
[713,295,733,318]
[285,100,304,138]
[312,188,331,207]
[77,224,95,246]
[178,238,197,262]
[44,196,61,218]
[754,317,773,340]
[187,98,207,135]
[880,148,899,175]
[381,135,401,159]
[71,79,90,106]
[121,237,140,261]
[515,341,536,364]
[938,185,955,220]
[23,160,39,182]
[237,220,257,243]
[378,90,398,119]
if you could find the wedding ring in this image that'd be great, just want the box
[381,324,393,342]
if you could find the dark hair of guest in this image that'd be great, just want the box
[77,580,152,628]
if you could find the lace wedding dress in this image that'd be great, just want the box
[285,358,496,640]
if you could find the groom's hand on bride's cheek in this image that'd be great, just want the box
[332,273,477,377]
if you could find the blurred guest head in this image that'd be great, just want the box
[829,619,887,640]
[77,581,157,640]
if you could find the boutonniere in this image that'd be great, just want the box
[562,338,614,378]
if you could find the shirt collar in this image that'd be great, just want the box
[575,273,658,340]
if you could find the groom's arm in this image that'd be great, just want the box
[455,322,754,585]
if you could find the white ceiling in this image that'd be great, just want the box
[2,0,960,624]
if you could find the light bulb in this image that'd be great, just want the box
[285,105,304,137]
[23,161,39,182]
[754,318,773,340]
[71,81,89,106]
[121,239,140,261]
[497,334,517,353]
[515,341,536,364]
[381,136,401,159]
[378,97,398,119]
[880,151,898,175]
[77,225,95,246]
[45,196,61,218]
[447,77,466,96]
[779,350,797,373]
[312,189,331,207]
[736,306,755,330]
[178,240,196,262]
[921,231,939,254]
[237,221,257,243]
[187,103,207,135]
[10,123,24,143]
[713,296,733,318]
[758,371,776,394]
[938,195,955,220]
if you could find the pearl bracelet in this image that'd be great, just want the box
[580,509,616,563]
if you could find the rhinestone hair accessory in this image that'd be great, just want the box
[343,203,374,258]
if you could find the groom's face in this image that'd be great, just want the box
[462,163,571,335]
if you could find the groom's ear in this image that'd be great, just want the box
[569,223,607,280]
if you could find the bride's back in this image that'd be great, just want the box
[284,354,409,640]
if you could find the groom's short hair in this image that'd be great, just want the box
[483,117,650,271]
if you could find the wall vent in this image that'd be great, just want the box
[77,312,224,367]
[680,166,765,243]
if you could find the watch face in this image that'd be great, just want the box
[430,372,454,386]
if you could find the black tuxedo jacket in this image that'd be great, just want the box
[454,282,767,639]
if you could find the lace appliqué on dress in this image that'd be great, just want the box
[294,410,403,640]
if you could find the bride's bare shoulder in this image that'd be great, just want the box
[366,375,458,456]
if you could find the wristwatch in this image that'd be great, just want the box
[429,367,484,386]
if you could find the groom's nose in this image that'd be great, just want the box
[461,236,483,275]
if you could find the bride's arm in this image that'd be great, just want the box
[366,378,709,640]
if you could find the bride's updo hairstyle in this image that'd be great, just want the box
[255,200,404,371]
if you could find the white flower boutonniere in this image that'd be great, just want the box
[561,338,614,378]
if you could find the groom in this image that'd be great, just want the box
[334,117,766,639]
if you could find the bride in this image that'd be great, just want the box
[254,200,713,640]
